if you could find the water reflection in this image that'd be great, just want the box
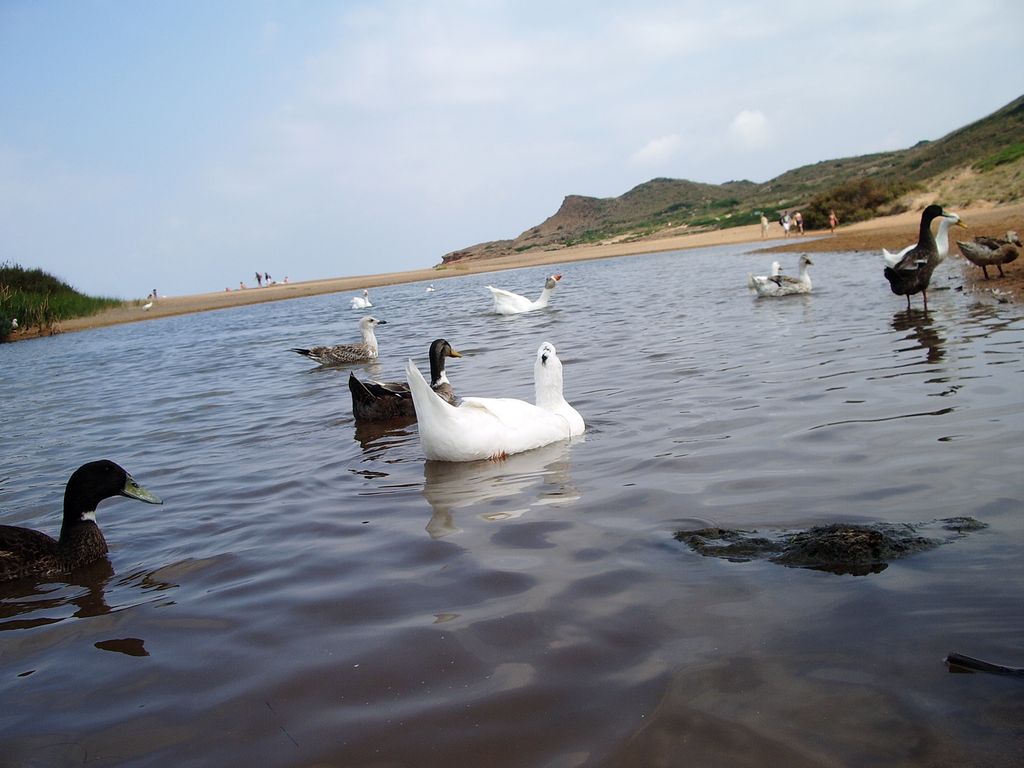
[0,559,179,632]
[891,309,945,362]
[421,442,580,538]
[0,559,114,630]
[353,417,417,456]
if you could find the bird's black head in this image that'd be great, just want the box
[63,460,162,522]
[430,338,462,360]
[922,204,945,222]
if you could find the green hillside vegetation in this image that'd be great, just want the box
[0,263,126,341]
[444,94,1024,263]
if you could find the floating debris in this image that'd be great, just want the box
[675,517,987,576]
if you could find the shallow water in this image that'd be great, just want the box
[2,246,1022,767]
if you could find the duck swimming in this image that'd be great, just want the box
[486,274,561,315]
[0,460,162,582]
[349,338,462,421]
[749,255,813,297]
[883,210,966,267]
[957,231,1020,279]
[406,341,584,462]
[746,260,782,290]
[291,316,387,366]
[883,205,958,311]
[350,289,373,309]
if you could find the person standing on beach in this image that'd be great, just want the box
[780,211,791,237]
[828,209,839,234]
[794,211,804,235]
[760,213,769,239]
[255,271,263,287]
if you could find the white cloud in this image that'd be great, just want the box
[728,110,770,150]
[630,134,683,167]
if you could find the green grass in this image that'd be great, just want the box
[0,262,126,341]
[974,142,1024,172]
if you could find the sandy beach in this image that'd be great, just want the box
[10,201,1023,341]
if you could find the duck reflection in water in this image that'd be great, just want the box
[422,442,580,539]
[891,309,946,364]
[0,558,179,635]
[0,558,116,631]
[353,416,417,454]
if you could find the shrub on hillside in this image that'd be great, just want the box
[801,178,915,230]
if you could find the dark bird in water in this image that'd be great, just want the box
[883,204,958,311]
[0,460,163,583]
[291,316,387,365]
[957,231,1020,279]
[349,338,462,421]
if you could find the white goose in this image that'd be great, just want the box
[485,274,561,315]
[406,341,584,462]
[746,261,782,290]
[749,255,813,297]
[350,289,373,309]
[883,211,966,268]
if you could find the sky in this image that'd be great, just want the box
[1,1,1022,298]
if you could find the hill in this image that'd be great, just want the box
[441,95,1024,265]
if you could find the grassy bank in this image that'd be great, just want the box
[0,263,127,341]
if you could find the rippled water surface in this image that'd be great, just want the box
[2,246,1023,767]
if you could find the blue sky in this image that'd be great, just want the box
[2,1,1022,298]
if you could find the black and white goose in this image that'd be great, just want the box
[957,231,1020,279]
[291,316,387,366]
[883,204,951,311]
[348,338,462,421]
[0,460,163,582]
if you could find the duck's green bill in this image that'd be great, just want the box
[122,476,163,505]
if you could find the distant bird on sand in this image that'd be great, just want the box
[957,231,1020,279]
[142,301,153,311]
[291,316,387,366]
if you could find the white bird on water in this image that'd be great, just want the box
[350,289,373,309]
[748,256,813,297]
[485,274,561,315]
[406,341,584,462]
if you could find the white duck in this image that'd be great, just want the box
[350,289,373,309]
[749,255,813,297]
[485,274,561,315]
[883,211,966,268]
[746,261,782,290]
[406,341,584,462]
[291,316,387,365]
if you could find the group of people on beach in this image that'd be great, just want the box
[759,208,840,238]
[231,272,289,291]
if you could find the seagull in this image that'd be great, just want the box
[291,316,387,366]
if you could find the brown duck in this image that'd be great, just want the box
[0,460,163,582]
[349,338,462,421]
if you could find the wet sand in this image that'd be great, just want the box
[11,201,1023,341]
